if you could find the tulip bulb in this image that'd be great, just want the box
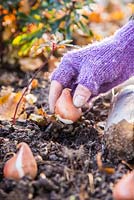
[113,171,134,200]
[3,142,37,180]
[55,88,82,124]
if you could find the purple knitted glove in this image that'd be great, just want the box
[51,20,134,97]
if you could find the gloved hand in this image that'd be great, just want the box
[49,20,134,112]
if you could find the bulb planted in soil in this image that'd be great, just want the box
[55,88,82,124]
[3,142,37,180]
[113,171,134,200]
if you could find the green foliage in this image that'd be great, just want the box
[1,0,94,58]
[2,0,20,10]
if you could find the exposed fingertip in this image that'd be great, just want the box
[49,106,54,114]
[73,84,92,107]
[48,80,63,113]
[73,95,86,107]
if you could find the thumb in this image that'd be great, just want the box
[73,84,92,108]
[49,80,63,113]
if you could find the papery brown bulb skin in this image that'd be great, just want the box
[113,171,134,200]
[55,88,82,124]
[3,142,37,180]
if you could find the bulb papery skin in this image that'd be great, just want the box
[55,88,82,124]
[113,171,134,200]
[56,114,74,124]
[3,142,37,180]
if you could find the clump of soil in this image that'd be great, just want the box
[0,69,132,200]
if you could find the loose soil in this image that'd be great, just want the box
[0,69,132,200]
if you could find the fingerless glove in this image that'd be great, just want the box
[52,20,134,96]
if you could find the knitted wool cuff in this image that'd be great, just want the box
[52,20,134,96]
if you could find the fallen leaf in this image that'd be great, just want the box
[96,152,115,174]
[25,93,37,104]
[122,160,134,170]
[31,79,39,89]
[29,113,44,122]
[88,173,95,193]
[0,91,25,121]
[19,57,44,72]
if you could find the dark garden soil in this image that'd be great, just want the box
[0,69,132,200]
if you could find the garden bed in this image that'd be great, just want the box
[0,69,131,200]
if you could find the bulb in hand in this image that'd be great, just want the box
[55,88,82,124]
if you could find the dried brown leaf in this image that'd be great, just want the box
[96,152,115,174]
[0,91,25,121]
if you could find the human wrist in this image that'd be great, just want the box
[114,20,134,48]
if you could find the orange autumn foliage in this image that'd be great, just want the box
[89,12,102,23]
[108,11,124,22]
[128,3,134,15]
[31,79,39,89]
[3,14,16,23]
[19,0,30,14]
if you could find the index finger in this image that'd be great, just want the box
[49,80,63,113]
